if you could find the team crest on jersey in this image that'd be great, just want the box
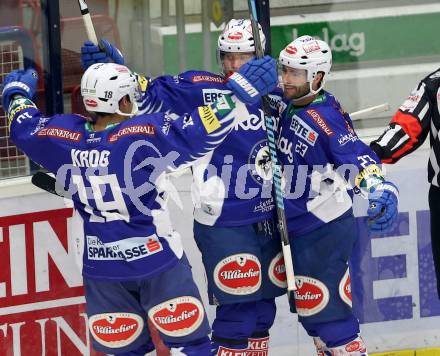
[248,139,273,185]
[268,252,287,288]
[339,268,352,307]
[148,296,204,337]
[214,254,261,295]
[294,276,329,316]
[89,312,143,348]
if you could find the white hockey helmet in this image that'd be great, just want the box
[218,19,266,54]
[81,63,139,117]
[279,35,332,95]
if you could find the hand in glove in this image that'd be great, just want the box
[80,39,124,69]
[226,55,277,105]
[367,181,399,232]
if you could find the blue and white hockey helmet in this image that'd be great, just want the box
[279,35,332,94]
[80,63,140,117]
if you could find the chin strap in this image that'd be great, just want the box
[290,79,326,104]
[115,102,139,117]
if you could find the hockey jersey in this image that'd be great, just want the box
[137,70,284,226]
[370,68,440,187]
[8,94,248,280]
[277,91,381,236]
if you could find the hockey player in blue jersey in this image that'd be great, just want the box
[275,36,399,355]
[80,19,287,356]
[192,20,287,356]
[2,57,277,355]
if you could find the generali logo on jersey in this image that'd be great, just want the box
[0,207,100,355]
[294,276,330,316]
[268,252,287,289]
[306,109,334,136]
[191,75,224,83]
[89,312,143,348]
[214,254,261,295]
[108,124,155,142]
[37,126,82,142]
[148,296,204,337]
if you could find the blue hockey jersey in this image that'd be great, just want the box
[137,71,284,226]
[8,94,248,280]
[277,91,381,236]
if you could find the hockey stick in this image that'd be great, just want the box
[350,103,390,121]
[77,0,99,45]
[247,0,296,291]
[31,171,69,198]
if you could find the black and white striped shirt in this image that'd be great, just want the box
[370,68,440,186]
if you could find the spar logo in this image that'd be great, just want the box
[339,268,352,307]
[268,252,287,288]
[294,276,329,316]
[214,254,261,295]
[89,313,143,348]
[148,296,204,337]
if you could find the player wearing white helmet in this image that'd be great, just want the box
[78,18,285,356]
[80,62,140,118]
[3,59,277,356]
[278,35,331,103]
[217,18,266,76]
[276,36,399,355]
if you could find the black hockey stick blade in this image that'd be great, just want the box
[31,171,67,198]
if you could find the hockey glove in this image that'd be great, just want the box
[2,68,38,110]
[226,55,277,105]
[367,181,399,232]
[80,39,124,69]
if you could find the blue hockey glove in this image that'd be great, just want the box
[2,68,38,110]
[80,39,124,69]
[226,55,277,105]
[367,181,399,232]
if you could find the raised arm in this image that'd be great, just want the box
[370,71,437,163]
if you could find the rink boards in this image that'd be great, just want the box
[0,140,438,354]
